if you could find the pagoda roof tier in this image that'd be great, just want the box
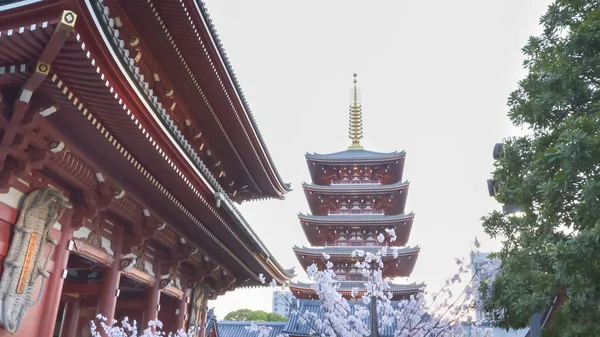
[292,245,419,257]
[293,246,419,278]
[298,212,414,224]
[302,182,409,216]
[289,280,423,301]
[298,213,415,247]
[306,149,405,163]
[0,4,293,290]
[306,150,405,185]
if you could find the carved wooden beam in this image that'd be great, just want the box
[121,210,161,256]
[62,283,101,295]
[0,11,77,192]
[214,274,237,297]
[1,10,76,146]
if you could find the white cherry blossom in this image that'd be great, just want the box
[269,229,500,337]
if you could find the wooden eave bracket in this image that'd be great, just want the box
[20,10,77,105]
[8,10,77,131]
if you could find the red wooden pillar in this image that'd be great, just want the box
[198,296,208,337]
[174,274,189,332]
[144,259,162,325]
[96,227,124,325]
[198,301,208,337]
[58,298,80,337]
[37,210,75,337]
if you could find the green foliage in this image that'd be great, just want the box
[223,309,287,322]
[481,1,600,335]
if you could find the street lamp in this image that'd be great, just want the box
[487,141,542,337]
[487,142,524,215]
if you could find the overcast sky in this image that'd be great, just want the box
[207,0,554,318]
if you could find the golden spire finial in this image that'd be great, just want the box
[348,73,363,150]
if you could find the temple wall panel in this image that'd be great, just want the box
[73,226,115,257]
[0,188,23,211]
[140,249,156,277]
[145,260,155,277]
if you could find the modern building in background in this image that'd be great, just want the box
[272,290,294,318]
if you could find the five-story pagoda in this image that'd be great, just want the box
[289,74,422,301]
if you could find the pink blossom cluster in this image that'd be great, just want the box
[252,233,501,337]
[246,323,282,337]
[90,314,193,337]
[88,231,503,337]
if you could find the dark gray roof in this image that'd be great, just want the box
[292,245,419,256]
[283,299,401,336]
[298,213,414,224]
[302,181,409,193]
[306,149,405,162]
[214,321,286,337]
[196,1,291,192]
[205,308,217,337]
[290,280,423,292]
[283,301,498,337]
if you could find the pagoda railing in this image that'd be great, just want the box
[328,210,384,215]
[330,180,381,185]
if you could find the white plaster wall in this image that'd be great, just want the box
[0,187,62,229]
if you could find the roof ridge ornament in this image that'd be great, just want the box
[348,73,364,150]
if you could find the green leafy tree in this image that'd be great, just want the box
[482,1,600,336]
[223,309,286,322]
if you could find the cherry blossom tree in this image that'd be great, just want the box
[88,230,502,337]
[250,230,502,337]
[89,314,193,337]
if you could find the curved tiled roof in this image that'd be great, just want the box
[302,181,409,193]
[283,302,501,337]
[283,300,400,336]
[290,280,423,292]
[306,149,405,161]
[298,212,414,224]
[214,321,286,337]
[204,308,217,337]
[195,0,291,193]
[292,245,420,256]
[92,3,294,283]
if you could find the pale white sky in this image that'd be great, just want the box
[209,0,553,318]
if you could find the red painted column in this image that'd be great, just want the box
[198,300,208,337]
[37,210,75,337]
[174,278,189,332]
[144,259,162,325]
[96,227,124,325]
[58,298,80,337]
